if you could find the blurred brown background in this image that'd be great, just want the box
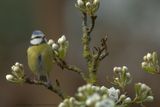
[0,0,160,107]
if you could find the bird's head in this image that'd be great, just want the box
[30,30,47,45]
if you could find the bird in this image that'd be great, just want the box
[27,30,53,82]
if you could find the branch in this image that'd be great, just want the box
[25,77,66,100]
[88,15,97,35]
[82,12,92,61]
[54,57,87,81]
[87,35,109,83]
[92,35,109,70]
[99,35,109,61]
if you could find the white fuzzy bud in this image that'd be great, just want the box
[113,67,118,72]
[95,87,100,91]
[15,62,20,66]
[77,92,83,97]
[143,55,147,61]
[77,0,84,7]
[141,83,149,91]
[124,97,132,103]
[91,85,100,91]
[12,65,20,72]
[19,64,23,68]
[115,77,119,81]
[86,2,91,8]
[52,43,59,50]
[6,74,14,81]
[69,97,75,103]
[100,86,108,92]
[78,87,83,92]
[58,103,65,107]
[126,72,131,78]
[137,83,142,87]
[122,66,128,71]
[86,93,101,106]
[86,84,92,89]
[119,94,126,100]
[141,62,147,68]
[47,39,54,45]
[93,0,100,5]
[113,67,122,73]
[58,35,66,44]
[116,89,120,94]
[145,96,154,102]
[147,53,152,61]
[64,99,69,103]
[13,66,20,72]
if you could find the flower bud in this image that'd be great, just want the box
[15,62,20,66]
[78,87,83,92]
[48,39,54,45]
[69,97,75,103]
[77,0,84,7]
[77,92,83,97]
[141,83,150,91]
[115,77,119,81]
[93,0,100,5]
[52,43,59,50]
[119,94,126,100]
[58,102,65,107]
[126,72,131,78]
[113,67,122,73]
[145,96,154,102]
[147,53,152,61]
[58,35,66,44]
[64,99,69,103]
[6,74,14,81]
[100,86,108,92]
[86,2,91,8]
[12,66,20,72]
[143,55,147,61]
[86,84,92,90]
[141,62,147,68]
[124,97,131,104]
[122,66,128,71]
[19,64,23,68]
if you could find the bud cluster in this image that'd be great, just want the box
[134,83,154,103]
[6,62,25,83]
[118,94,132,105]
[141,52,159,74]
[58,97,78,107]
[47,35,69,59]
[58,84,136,107]
[113,66,132,89]
[75,0,100,16]
[58,84,116,107]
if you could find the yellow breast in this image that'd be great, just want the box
[27,43,53,75]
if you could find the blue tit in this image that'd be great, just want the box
[27,30,53,82]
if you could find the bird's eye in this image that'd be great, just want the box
[31,36,43,40]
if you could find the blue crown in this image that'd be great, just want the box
[31,30,45,39]
[32,30,44,36]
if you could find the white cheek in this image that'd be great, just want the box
[30,38,43,45]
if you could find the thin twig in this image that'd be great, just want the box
[54,57,87,81]
[25,77,66,100]
[99,35,109,61]
[88,15,97,35]
[93,35,109,65]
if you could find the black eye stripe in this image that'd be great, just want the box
[31,36,45,40]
